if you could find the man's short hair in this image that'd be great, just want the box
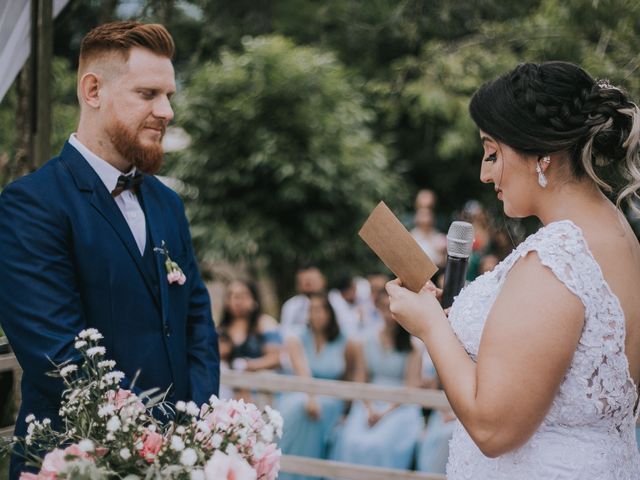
[79,21,175,69]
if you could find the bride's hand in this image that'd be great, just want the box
[385,278,445,339]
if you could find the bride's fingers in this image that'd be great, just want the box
[421,280,443,299]
[385,278,404,296]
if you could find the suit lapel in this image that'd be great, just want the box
[139,182,169,322]
[60,142,161,310]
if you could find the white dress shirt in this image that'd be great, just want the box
[69,134,147,255]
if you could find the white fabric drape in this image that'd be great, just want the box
[0,0,70,104]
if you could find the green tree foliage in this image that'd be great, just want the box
[0,58,78,187]
[383,0,640,213]
[167,36,402,298]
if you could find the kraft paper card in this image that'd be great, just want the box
[359,201,438,293]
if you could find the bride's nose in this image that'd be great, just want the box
[480,159,493,184]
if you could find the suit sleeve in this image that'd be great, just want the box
[0,181,85,405]
[175,199,220,404]
[0,181,144,409]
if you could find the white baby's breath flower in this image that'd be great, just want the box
[106,416,122,432]
[190,470,205,480]
[86,346,106,358]
[265,405,283,437]
[186,401,199,416]
[147,424,157,432]
[98,404,116,418]
[25,414,35,423]
[89,332,104,341]
[42,418,51,426]
[119,448,132,460]
[210,433,223,449]
[106,432,115,441]
[104,371,125,384]
[196,421,210,435]
[208,395,221,407]
[180,448,197,467]
[176,426,186,435]
[27,423,35,435]
[74,340,87,349]
[60,364,78,377]
[98,360,116,369]
[175,401,186,412]
[77,329,95,339]
[253,442,267,460]
[78,328,99,338]
[78,439,94,452]
[225,443,238,456]
[261,424,274,443]
[171,435,185,451]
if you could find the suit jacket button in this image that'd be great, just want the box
[163,324,171,337]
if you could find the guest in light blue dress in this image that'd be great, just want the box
[278,292,357,480]
[330,290,423,470]
[416,350,456,474]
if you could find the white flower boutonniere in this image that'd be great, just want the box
[154,241,187,285]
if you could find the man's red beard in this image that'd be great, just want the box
[107,119,165,174]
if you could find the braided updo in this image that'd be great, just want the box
[469,61,640,209]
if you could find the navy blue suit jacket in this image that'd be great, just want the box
[0,142,219,447]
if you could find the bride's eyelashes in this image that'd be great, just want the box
[484,153,497,163]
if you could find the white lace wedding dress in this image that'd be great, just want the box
[446,220,640,479]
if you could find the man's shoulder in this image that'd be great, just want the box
[1,155,67,201]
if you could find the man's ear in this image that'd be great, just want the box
[78,72,102,108]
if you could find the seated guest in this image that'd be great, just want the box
[330,290,423,469]
[280,266,326,338]
[278,293,358,480]
[416,350,456,474]
[219,279,281,372]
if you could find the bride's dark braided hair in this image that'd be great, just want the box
[469,61,640,209]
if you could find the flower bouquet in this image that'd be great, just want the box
[5,329,282,479]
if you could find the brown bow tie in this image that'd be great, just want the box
[111,172,143,197]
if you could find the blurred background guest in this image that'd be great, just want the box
[280,266,326,338]
[219,279,281,372]
[411,189,447,269]
[329,290,423,469]
[278,293,358,480]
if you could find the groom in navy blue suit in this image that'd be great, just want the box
[0,22,219,477]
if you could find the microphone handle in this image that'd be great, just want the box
[441,256,469,309]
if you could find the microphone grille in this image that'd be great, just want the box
[446,221,475,258]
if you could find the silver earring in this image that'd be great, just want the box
[536,156,550,188]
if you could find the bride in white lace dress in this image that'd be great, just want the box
[387,61,640,479]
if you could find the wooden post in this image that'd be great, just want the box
[30,0,53,168]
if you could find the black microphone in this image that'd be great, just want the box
[441,221,474,309]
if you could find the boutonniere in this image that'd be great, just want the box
[154,241,187,285]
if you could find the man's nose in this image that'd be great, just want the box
[154,95,174,122]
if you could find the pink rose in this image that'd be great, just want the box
[40,448,66,478]
[204,450,257,480]
[254,444,281,480]
[167,271,181,284]
[139,430,164,463]
[63,443,91,461]
[107,389,144,416]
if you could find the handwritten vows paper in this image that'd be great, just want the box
[359,201,438,293]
